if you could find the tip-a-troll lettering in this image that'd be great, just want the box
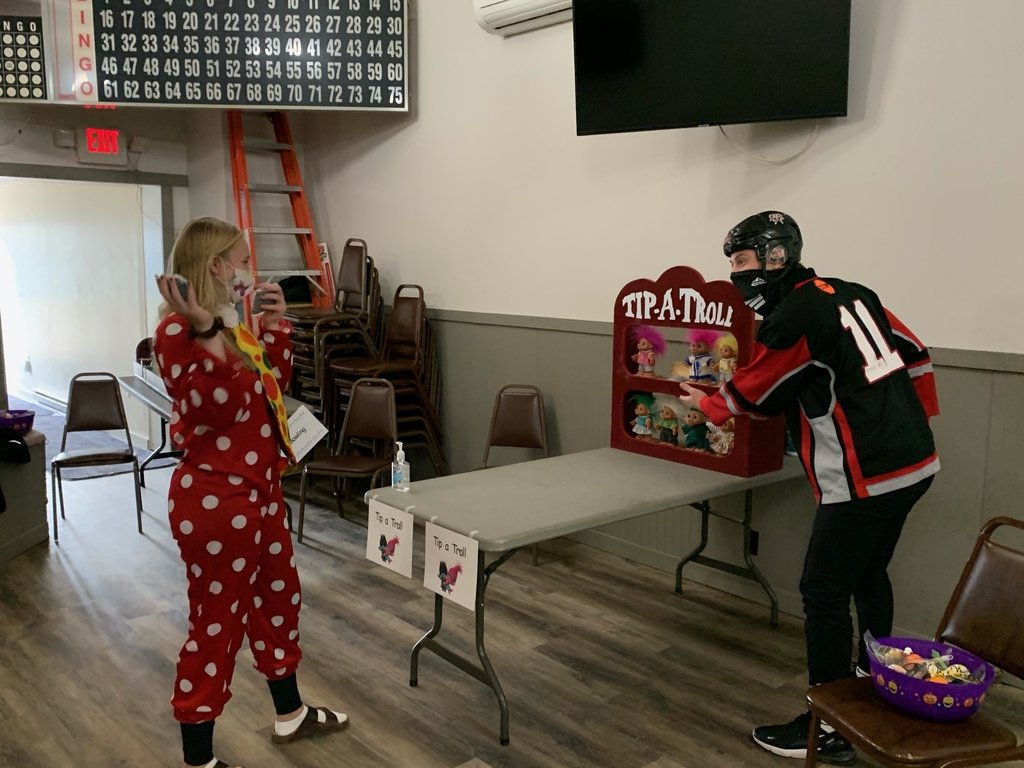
[622,287,734,328]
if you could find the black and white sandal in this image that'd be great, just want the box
[271,706,349,744]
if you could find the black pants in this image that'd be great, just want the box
[800,476,933,686]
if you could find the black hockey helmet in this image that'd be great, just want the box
[723,211,803,268]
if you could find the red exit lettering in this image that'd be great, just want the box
[86,128,119,155]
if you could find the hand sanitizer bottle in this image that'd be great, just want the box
[392,441,410,492]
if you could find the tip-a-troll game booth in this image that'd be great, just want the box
[611,266,786,478]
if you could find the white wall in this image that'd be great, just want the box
[300,0,1024,354]
[0,178,156,440]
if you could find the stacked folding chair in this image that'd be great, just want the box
[283,238,384,419]
[326,284,448,477]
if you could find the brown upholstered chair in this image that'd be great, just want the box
[327,285,449,477]
[286,238,370,322]
[482,385,549,565]
[51,373,144,542]
[135,338,153,365]
[296,378,397,543]
[804,516,1024,768]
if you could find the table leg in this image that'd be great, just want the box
[138,417,182,488]
[741,490,779,627]
[675,501,710,593]
[675,491,779,627]
[409,548,519,745]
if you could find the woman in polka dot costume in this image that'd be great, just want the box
[155,218,347,768]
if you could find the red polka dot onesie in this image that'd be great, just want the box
[154,313,301,724]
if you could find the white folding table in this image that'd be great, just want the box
[367,447,805,744]
[118,375,302,486]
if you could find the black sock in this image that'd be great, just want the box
[180,721,215,767]
[267,673,303,716]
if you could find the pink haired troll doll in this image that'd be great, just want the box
[630,325,667,378]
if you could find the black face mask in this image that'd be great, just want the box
[731,269,771,314]
[731,268,794,317]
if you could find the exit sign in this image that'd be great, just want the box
[76,126,128,166]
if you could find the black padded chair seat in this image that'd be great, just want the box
[330,358,415,376]
[53,447,134,467]
[303,454,390,475]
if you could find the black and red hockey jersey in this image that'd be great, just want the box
[701,268,940,504]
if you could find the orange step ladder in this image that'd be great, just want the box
[227,111,333,328]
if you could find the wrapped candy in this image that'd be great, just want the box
[865,631,980,685]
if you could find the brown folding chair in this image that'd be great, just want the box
[135,338,153,365]
[482,385,549,565]
[51,373,144,542]
[805,516,1024,768]
[296,378,397,543]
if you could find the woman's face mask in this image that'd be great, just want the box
[218,262,256,304]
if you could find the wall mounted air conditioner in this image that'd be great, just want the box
[473,0,572,37]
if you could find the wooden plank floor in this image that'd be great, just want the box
[2,468,1022,768]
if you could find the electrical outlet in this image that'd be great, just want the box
[54,128,75,148]
[749,530,760,556]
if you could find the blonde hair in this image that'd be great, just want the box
[161,217,243,318]
[160,217,254,369]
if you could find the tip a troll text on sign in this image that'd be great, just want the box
[433,536,467,557]
[622,288,734,329]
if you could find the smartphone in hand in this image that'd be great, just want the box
[251,289,268,314]
[158,274,191,300]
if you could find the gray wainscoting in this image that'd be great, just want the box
[427,308,1024,639]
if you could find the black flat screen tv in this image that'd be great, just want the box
[573,0,852,136]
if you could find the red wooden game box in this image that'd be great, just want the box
[611,266,786,477]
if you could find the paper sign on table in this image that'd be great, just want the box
[287,406,328,463]
[365,498,414,578]
[423,522,479,612]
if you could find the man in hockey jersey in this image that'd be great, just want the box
[680,212,939,766]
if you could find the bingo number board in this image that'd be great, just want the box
[0,15,47,100]
[2,0,408,110]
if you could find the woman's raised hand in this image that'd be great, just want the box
[156,275,216,332]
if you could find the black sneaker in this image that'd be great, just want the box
[752,712,857,765]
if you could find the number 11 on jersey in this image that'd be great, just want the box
[840,300,904,384]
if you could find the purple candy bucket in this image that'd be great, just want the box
[0,409,35,436]
[870,637,994,722]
